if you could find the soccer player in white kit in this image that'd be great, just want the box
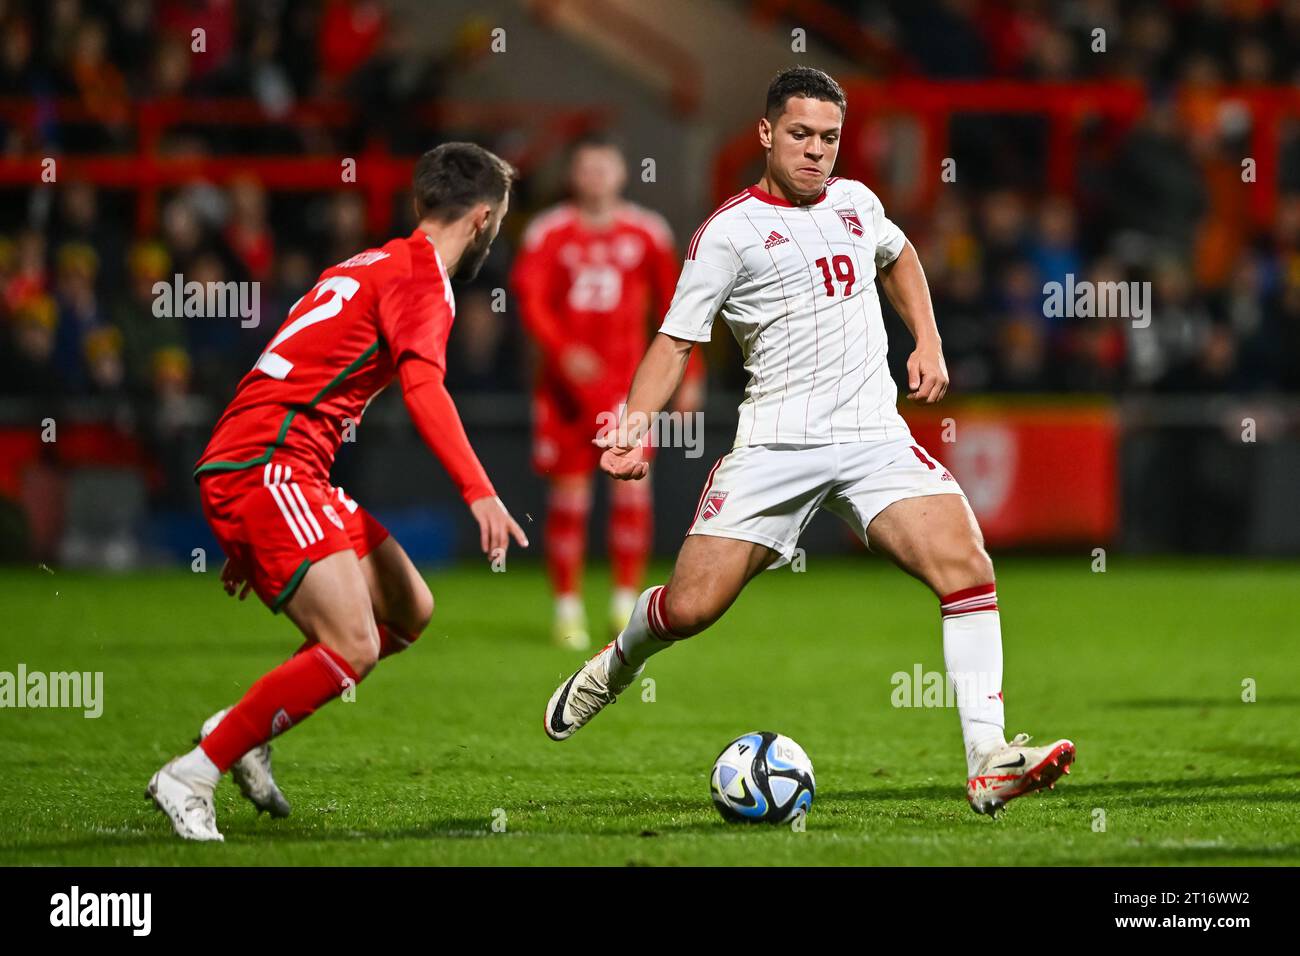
[544,67,1075,816]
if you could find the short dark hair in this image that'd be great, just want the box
[570,129,624,155]
[413,142,517,222]
[765,66,846,122]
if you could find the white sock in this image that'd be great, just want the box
[612,585,674,676]
[172,745,221,791]
[555,593,584,622]
[611,586,637,615]
[941,587,1006,776]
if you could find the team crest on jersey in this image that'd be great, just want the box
[322,503,345,530]
[700,490,729,521]
[836,207,864,237]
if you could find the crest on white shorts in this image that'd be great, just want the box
[700,490,729,522]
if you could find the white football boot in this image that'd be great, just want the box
[553,594,591,652]
[544,640,642,741]
[967,733,1076,817]
[200,708,291,818]
[145,760,224,842]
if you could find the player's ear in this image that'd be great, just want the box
[758,116,773,150]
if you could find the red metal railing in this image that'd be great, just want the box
[528,0,702,114]
[0,96,613,235]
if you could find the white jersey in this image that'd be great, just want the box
[660,177,909,447]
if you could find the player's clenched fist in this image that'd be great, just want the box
[599,444,649,481]
[906,342,950,404]
[469,495,529,563]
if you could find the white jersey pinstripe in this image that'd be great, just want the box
[660,177,909,447]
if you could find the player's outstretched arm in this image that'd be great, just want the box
[397,356,529,561]
[878,241,949,404]
[596,331,694,480]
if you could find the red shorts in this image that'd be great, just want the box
[199,459,389,612]
[531,390,654,478]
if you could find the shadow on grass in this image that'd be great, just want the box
[7,817,534,855]
[1094,843,1300,865]
[1110,695,1300,709]
[10,772,1298,857]
[833,772,1300,807]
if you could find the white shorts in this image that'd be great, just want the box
[686,436,965,568]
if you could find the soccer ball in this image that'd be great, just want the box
[709,731,815,824]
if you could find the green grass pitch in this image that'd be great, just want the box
[1,556,1297,866]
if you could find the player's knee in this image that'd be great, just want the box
[408,580,434,637]
[963,544,995,588]
[661,588,716,638]
[935,539,994,595]
[331,624,380,677]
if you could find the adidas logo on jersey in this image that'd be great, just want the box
[764,231,789,249]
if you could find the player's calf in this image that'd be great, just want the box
[360,537,434,658]
[657,533,774,637]
[376,585,433,659]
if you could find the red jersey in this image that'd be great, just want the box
[510,202,681,412]
[196,229,493,503]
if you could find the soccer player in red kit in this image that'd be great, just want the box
[146,143,528,842]
[511,134,702,650]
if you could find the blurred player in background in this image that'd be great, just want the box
[146,143,528,841]
[544,68,1075,817]
[512,133,703,650]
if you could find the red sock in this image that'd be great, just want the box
[609,488,651,590]
[200,643,359,772]
[545,488,588,596]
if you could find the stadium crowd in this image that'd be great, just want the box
[1,0,1298,422]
